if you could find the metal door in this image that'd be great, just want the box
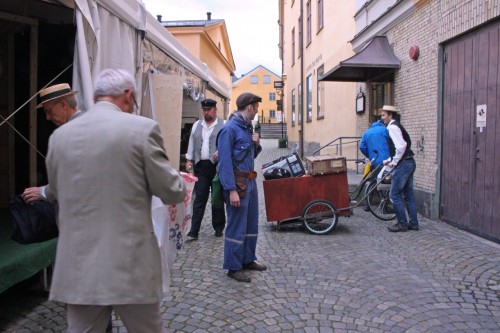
[442,20,500,240]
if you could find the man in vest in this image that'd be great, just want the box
[186,98,226,239]
[381,105,419,232]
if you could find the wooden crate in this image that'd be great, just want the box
[304,154,347,176]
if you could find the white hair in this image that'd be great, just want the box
[93,68,136,99]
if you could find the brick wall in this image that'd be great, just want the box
[388,0,440,193]
[438,0,500,43]
[380,0,499,216]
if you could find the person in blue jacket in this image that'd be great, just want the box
[360,120,390,168]
[217,92,267,283]
[359,120,390,210]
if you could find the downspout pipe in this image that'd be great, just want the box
[299,0,305,157]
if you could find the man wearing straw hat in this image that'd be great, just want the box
[381,105,419,233]
[22,83,81,203]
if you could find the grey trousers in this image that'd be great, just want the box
[67,303,166,333]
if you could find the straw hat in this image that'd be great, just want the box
[382,105,398,113]
[37,83,78,108]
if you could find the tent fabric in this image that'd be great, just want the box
[73,0,142,111]
[72,0,229,112]
[319,36,400,82]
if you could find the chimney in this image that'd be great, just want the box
[207,12,212,21]
[157,15,162,22]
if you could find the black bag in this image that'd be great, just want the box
[8,195,58,244]
[263,167,291,180]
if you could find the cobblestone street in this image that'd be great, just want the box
[1,139,499,332]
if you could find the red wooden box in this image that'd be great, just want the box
[262,172,350,222]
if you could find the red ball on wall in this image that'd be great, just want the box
[409,46,420,60]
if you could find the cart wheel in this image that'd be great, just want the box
[366,182,396,221]
[302,200,338,235]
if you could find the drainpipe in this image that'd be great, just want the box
[299,0,305,157]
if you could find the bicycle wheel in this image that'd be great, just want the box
[302,200,338,235]
[366,182,396,221]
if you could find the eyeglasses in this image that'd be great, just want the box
[125,89,138,112]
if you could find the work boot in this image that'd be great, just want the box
[388,223,408,232]
[187,232,198,240]
[227,270,251,282]
[243,261,267,271]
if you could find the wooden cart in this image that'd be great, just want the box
[262,172,351,235]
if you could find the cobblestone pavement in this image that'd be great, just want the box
[1,139,499,332]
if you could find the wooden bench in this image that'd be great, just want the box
[0,210,57,293]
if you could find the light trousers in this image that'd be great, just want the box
[67,302,166,333]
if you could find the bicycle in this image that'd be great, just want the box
[349,151,396,221]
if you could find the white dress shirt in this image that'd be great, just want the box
[185,120,218,161]
[387,119,407,166]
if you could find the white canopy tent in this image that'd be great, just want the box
[72,0,230,111]
[67,0,231,168]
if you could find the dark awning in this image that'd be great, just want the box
[319,36,400,82]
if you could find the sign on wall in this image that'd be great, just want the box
[476,104,487,132]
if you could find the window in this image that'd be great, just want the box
[317,65,324,118]
[291,89,296,126]
[291,28,295,66]
[317,0,324,32]
[263,75,271,84]
[298,16,302,58]
[306,1,311,45]
[269,110,276,118]
[250,75,258,84]
[306,75,312,122]
[298,82,302,124]
[370,82,394,123]
[269,92,276,101]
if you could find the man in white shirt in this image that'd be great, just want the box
[186,99,226,239]
[381,105,419,232]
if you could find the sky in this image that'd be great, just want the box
[143,0,282,78]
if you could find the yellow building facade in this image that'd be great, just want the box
[162,13,236,118]
[279,0,358,163]
[231,66,282,123]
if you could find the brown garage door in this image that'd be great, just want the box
[441,20,500,240]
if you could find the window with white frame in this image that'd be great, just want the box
[263,75,271,84]
[306,75,312,122]
[317,65,324,118]
[269,92,276,101]
[250,75,258,84]
[269,110,276,118]
[298,82,302,124]
[306,1,311,45]
[317,0,324,32]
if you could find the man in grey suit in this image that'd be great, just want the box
[45,68,186,333]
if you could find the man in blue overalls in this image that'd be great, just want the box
[217,92,267,282]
